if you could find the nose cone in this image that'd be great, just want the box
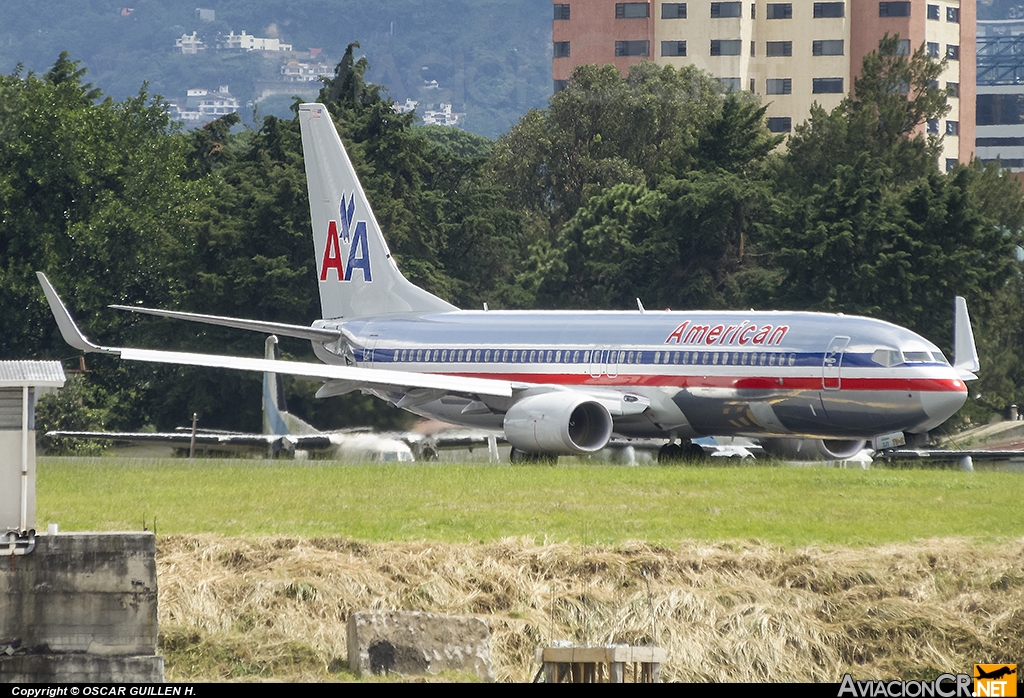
[916,379,968,432]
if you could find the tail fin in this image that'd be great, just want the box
[298,103,456,319]
[262,336,319,436]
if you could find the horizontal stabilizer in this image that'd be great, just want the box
[109,304,341,343]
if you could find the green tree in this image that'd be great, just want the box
[763,37,1024,418]
[495,62,779,310]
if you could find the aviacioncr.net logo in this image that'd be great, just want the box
[838,674,973,697]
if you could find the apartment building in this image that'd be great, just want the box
[553,0,974,164]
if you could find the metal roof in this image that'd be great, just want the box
[0,361,67,388]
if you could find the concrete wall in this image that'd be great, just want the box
[0,533,163,683]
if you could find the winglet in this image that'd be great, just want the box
[36,272,117,355]
[953,296,980,381]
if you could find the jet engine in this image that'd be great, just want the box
[503,393,613,455]
[761,437,868,461]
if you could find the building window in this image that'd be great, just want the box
[813,39,844,55]
[927,4,939,19]
[945,158,958,172]
[927,119,939,134]
[978,94,1024,126]
[554,80,569,93]
[946,44,959,60]
[766,41,793,56]
[947,82,959,98]
[615,40,650,55]
[751,3,756,18]
[553,41,570,58]
[897,39,911,54]
[616,2,650,18]
[977,137,1024,146]
[751,40,756,56]
[719,77,742,91]
[927,42,939,57]
[711,2,742,18]
[750,77,756,92]
[946,120,959,136]
[946,6,959,22]
[767,3,793,18]
[554,4,571,20]
[767,117,792,132]
[879,2,910,17]
[813,77,844,93]
[813,2,845,18]
[766,78,793,94]
[662,2,687,18]
[711,39,742,55]
[662,40,687,56]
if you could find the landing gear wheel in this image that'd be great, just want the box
[658,443,683,463]
[510,447,557,465]
[684,442,707,461]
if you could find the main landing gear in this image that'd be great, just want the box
[658,441,706,463]
[510,447,557,465]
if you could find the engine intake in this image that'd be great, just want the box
[503,393,613,455]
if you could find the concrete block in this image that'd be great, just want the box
[347,610,493,681]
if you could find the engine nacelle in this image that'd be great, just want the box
[761,437,868,461]
[503,393,613,455]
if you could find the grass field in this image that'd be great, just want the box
[37,457,1023,545]
[34,457,1024,682]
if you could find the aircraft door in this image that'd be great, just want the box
[366,335,379,367]
[589,346,605,378]
[822,336,850,390]
[589,346,619,378]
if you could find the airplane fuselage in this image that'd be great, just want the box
[312,308,967,441]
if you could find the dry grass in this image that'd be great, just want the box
[157,536,1024,682]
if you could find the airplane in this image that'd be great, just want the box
[36,102,980,464]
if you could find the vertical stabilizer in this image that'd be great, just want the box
[262,335,319,436]
[298,103,456,319]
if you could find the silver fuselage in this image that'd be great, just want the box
[311,309,967,440]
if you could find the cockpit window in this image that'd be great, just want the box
[903,351,931,362]
[871,349,903,367]
[931,351,949,364]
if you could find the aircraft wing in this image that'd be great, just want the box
[37,273,513,401]
[879,448,1024,462]
[47,430,335,453]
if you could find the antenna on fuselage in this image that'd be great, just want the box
[636,298,645,314]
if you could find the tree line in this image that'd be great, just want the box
[2,41,1022,446]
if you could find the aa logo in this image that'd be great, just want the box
[974,664,1017,697]
[320,193,372,283]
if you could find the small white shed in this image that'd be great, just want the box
[0,361,66,538]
